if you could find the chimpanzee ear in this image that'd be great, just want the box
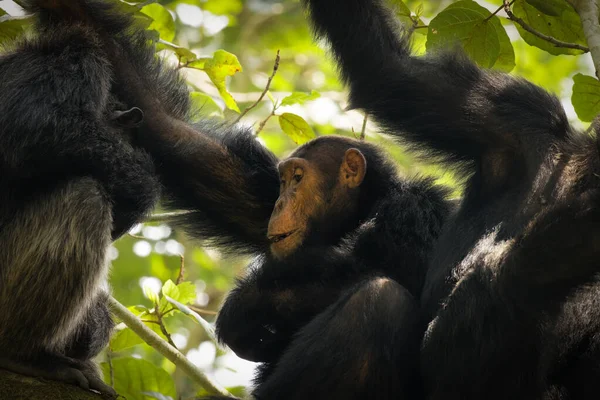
[340,148,367,188]
[111,107,144,128]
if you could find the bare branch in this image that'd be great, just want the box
[255,104,278,136]
[360,113,368,141]
[108,296,233,397]
[235,50,281,123]
[176,254,186,285]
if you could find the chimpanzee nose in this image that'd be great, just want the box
[273,198,285,213]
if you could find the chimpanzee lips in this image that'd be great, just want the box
[268,229,298,243]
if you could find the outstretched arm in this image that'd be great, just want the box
[136,118,280,254]
[215,248,365,362]
[106,31,280,253]
[26,0,280,253]
[302,0,571,166]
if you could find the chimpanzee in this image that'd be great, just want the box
[0,0,186,394]
[109,62,451,400]
[81,4,452,400]
[303,0,600,399]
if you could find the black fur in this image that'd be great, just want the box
[126,121,450,399]
[303,0,600,399]
[0,0,180,393]
[215,170,449,400]
[91,7,453,397]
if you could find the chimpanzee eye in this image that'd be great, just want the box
[293,168,304,183]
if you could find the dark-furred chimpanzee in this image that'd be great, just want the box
[108,60,451,400]
[0,0,193,394]
[73,4,452,400]
[303,0,600,399]
[19,1,451,398]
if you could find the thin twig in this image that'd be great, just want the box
[108,296,233,397]
[360,113,368,141]
[484,1,509,22]
[255,106,278,136]
[176,254,186,285]
[146,211,194,223]
[158,319,178,349]
[504,0,589,52]
[154,298,178,350]
[107,348,115,389]
[235,50,281,123]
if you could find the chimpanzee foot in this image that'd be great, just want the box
[0,356,117,397]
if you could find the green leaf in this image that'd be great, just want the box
[141,392,174,400]
[426,1,510,69]
[101,358,176,400]
[512,0,586,56]
[141,3,175,42]
[161,280,196,305]
[385,0,425,34]
[143,283,160,304]
[0,17,31,45]
[159,280,197,315]
[278,113,315,144]
[190,92,223,117]
[525,0,569,17]
[189,50,242,112]
[163,295,219,344]
[157,40,197,64]
[110,327,144,351]
[281,90,321,107]
[202,0,243,16]
[572,73,600,122]
[492,22,515,72]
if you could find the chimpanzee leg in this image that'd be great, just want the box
[253,277,423,400]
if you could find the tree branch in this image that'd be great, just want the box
[235,50,281,124]
[360,113,368,141]
[108,297,233,398]
[568,0,600,78]
[504,0,590,53]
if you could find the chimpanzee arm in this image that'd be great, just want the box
[254,277,423,400]
[146,121,280,254]
[302,0,570,166]
[109,39,279,254]
[215,248,366,362]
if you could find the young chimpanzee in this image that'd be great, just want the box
[70,3,452,399]
[111,73,450,400]
[303,0,600,398]
[0,0,191,394]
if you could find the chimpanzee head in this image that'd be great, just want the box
[267,136,394,259]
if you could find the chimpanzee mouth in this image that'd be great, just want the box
[268,230,298,243]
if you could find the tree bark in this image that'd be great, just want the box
[0,369,114,400]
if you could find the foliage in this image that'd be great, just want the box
[0,0,598,398]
